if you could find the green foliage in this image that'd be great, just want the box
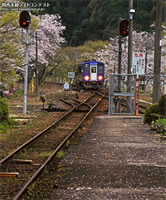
[158,94,166,116]
[65,140,70,148]
[151,119,166,134]
[144,103,159,124]
[13,90,24,98]
[24,0,156,45]
[0,120,10,131]
[56,150,65,159]
[0,2,38,87]
[15,0,166,45]
[0,98,9,122]
[0,69,18,89]
[52,40,107,80]
[0,98,16,132]
[39,151,52,158]
[144,95,166,125]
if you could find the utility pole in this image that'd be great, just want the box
[127,0,134,75]
[127,0,135,112]
[118,35,122,91]
[153,0,163,103]
[35,32,39,96]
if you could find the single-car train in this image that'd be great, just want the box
[76,60,105,89]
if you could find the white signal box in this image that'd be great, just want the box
[64,82,70,91]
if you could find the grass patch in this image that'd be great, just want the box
[39,151,52,158]
[27,182,37,197]
[151,118,166,135]
[9,90,24,100]
[65,140,70,148]
[0,119,17,133]
[56,150,65,159]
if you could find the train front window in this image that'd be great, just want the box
[98,64,104,73]
[91,67,96,73]
[84,64,90,73]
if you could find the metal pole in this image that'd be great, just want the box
[127,0,134,112]
[23,28,29,115]
[127,0,134,75]
[35,32,39,96]
[153,0,162,103]
[145,46,148,74]
[118,35,122,91]
[143,46,148,92]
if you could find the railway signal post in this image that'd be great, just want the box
[19,11,31,115]
[118,19,129,92]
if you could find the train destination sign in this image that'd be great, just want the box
[132,52,145,75]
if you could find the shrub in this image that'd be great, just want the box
[151,119,166,134]
[144,103,159,124]
[144,95,166,125]
[0,98,9,122]
[0,120,10,130]
[158,94,166,116]
[155,119,166,134]
[0,98,16,132]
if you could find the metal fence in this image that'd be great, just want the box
[108,74,137,115]
[108,74,166,115]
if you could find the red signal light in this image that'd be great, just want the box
[19,11,31,28]
[120,19,129,37]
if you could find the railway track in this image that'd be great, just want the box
[0,92,106,200]
[115,97,149,114]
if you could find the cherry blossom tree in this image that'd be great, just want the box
[93,30,166,81]
[0,8,66,87]
[0,9,21,89]
[29,14,65,66]
[24,14,66,84]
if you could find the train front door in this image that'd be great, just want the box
[90,65,97,81]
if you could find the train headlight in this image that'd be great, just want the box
[98,75,103,81]
[84,75,90,81]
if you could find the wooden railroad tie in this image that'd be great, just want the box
[0,172,19,178]
[12,159,33,164]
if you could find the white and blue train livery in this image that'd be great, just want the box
[77,60,105,89]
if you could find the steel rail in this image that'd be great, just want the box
[13,93,104,200]
[0,93,95,165]
[0,106,77,165]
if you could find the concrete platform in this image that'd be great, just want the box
[50,115,166,200]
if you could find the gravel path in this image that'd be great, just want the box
[49,115,166,200]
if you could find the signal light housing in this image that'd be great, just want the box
[120,19,129,37]
[19,11,31,28]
